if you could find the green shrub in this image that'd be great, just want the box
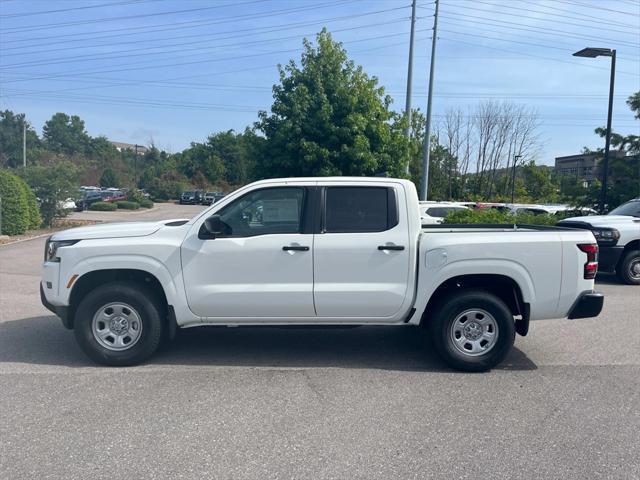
[89,201,117,211]
[17,177,41,229]
[115,200,139,210]
[21,161,78,227]
[443,208,558,226]
[0,169,29,235]
[139,198,154,209]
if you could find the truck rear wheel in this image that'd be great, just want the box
[429,290,515,372]
[617,250,640,285]
[73,282,164,366]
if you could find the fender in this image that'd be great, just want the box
[410,258,539,324]
[61,254,200,326]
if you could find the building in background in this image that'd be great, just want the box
[110,141,148,154]
[555,151,627,185]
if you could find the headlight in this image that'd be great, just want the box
[591,228,620,246]
[44,238,79,262]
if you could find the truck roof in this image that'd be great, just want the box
[252,176,413,185]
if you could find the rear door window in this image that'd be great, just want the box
[324,187,396,233]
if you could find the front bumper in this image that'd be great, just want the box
[40,283,72,329]
[567,291,604,320]
[597,246,624,273]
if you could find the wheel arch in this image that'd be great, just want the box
[68,269,170,330]
[420,274,530,336]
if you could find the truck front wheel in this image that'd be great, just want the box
[617,250,640,285]
[73,282,164,366]
[429,290,515,372]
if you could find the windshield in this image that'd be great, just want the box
[608,201,640,217]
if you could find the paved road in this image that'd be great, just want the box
[1,205,638,479]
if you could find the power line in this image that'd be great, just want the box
[0,0,158,19]
[470,0,640,30]
[511,0,640,29]
[0,0,271,33]
[438,36,638,76]
[1,5,405,55]
[438,19,639,59]
[442,3,640,40]
[439,11,640,51]
[0,28,425,84]
[551,0,640,16]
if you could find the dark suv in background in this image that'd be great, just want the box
[180,190,203,205]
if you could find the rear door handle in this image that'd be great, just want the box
[282,245,310,251]
[378,245,405,251]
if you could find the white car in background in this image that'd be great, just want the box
[420,202,468,225]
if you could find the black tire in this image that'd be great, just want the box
[617,250,640,285]
[73,282,164,366]
[428,289,516,372]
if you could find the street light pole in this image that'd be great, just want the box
[601,50,616,213]
[572,47,616,213]
[404,0,417,175]
[420,0,439,201]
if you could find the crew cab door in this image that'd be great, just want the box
[313,184,412,318]
[181,185,316,319]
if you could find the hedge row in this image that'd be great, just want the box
[89,201,117,211]
[443,208,558,226]
[0,169,41,235]
[116,200,140,210]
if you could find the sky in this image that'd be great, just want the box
[0,0,639,164]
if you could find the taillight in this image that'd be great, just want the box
[577,243,598,280]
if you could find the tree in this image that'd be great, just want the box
[100,167,119,188]
[42,113,89,156]
[0,111,40,168]
[22,161,78,227]
[256,29,408,178]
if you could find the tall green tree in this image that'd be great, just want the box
[256,29,409,178]
[42,113,89,156]
[0,111,40,168]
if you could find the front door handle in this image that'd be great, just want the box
[378,245,405,251]
[282,245,310,251]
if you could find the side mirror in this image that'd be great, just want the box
[201,215,224,239]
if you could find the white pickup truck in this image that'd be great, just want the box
[41,177,603,371]
[559,198,640,285]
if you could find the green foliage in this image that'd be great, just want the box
[145,171,190,200]
[17,177,41,229]
[256,29,409,178]
[139,198,154,208]
[22,161,79,227]
[89,201,117,211]
[115,200,139,210]
[0,169,29,235]
[0,111,41,168]
[99,167,119,188]
[443,208,558,226]
[42,113,89,156]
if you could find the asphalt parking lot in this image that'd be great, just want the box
[0,203,638,479]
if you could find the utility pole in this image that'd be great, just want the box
[134,144,138,187]
[22,122,26,168]
[404,0,417,175]
[420,0,439,201]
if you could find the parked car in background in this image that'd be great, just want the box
[202,192,216,205]
[100,190,126,203]
[420,202,468,225]
[58,198,76,211]
[75,190,104,211]
[559,198,640,285]
[179,190,203,205]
